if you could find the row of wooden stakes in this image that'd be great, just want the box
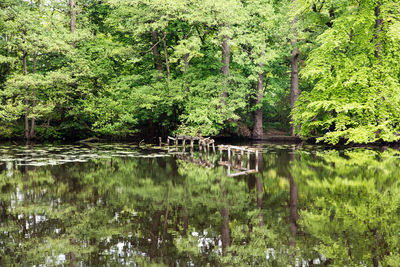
[160,135,216,153]
[159,136,261,177]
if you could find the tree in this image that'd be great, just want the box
[292,0,400,144]
[290,0,300,136]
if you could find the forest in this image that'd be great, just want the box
[1,0,400,144]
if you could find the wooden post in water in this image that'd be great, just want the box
[247,150,250,169]
[190,139,194,150]
[228,146,231,161]
[167,138,170,146]
[255,149,259,172]
[212,151,216,164]
[207,141,210,160]
[159,137,162,147]
[241,150,244,168]
[212,141,216,154]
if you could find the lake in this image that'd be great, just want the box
[1,142,399,266]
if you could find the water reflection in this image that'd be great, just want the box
[1,143,400,266]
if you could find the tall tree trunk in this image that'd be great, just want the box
[162,32,170,82]
[29,0,41,139]
[69,0,76,47]
[147,31,163,138]
[374,2,383,59]
[23,50,30,140]
[30,53,37,139]
[152,31,163,72]
[290,0,301,136]
[252,60,264,139]
[221,25,230,100]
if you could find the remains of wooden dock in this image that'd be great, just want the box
[165,135,216,154]
[159,136,261,177]
[218,145,260,177]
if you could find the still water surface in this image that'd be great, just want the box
[1,142,400,266]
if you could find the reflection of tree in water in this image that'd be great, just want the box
[1,145,400,265]
[298,149,400,266]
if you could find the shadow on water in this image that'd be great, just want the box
[1,142,400,266]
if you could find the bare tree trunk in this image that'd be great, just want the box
[252,61,264,139]
[23,50,30,140]
[221,25,230,100]
[162,32,170,82]
[69,0,76,47]
[29,0,41,139]
[152,31,163,72]
[374,2,383,59]
[290,0,301,136]
[30,52,37,139]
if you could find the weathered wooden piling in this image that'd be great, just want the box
[247,150,250,169]
[255,150,259,172]
[240,150,244,168]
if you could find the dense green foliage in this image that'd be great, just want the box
[0,0,399,143]
[293,0,400,144]
[0,0,291,140]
